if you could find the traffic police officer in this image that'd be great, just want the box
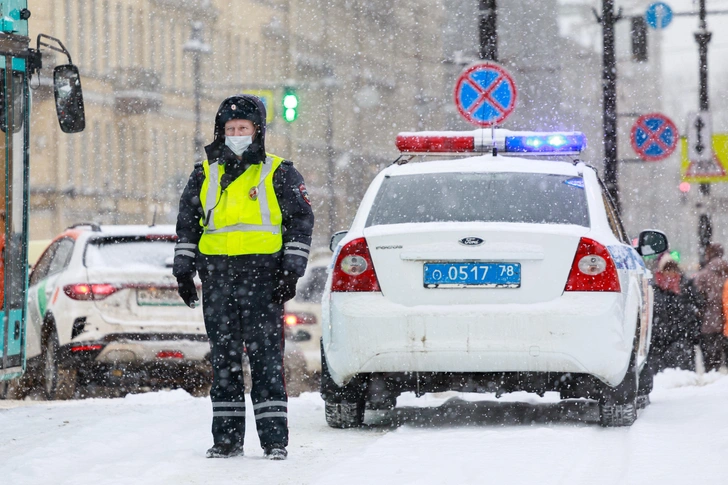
[174,94,314,460]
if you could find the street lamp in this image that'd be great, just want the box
[184,22,211,163]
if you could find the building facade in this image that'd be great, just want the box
[28,0,448,249]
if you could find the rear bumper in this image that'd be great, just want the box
[61,333,210,366]
[59,334,211,387]
[323,292,634,388]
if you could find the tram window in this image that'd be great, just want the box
[29,241,59,286]
[0,70,25,133]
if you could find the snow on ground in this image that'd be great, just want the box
[2,370,728,485]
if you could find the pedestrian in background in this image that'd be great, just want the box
[692,242,728,372]
[650,253,701,372]
[173,94,314,459]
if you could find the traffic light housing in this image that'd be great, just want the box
[631,16,648,62]
[282,88,298,122]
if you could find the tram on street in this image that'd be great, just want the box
[0,0,84,389]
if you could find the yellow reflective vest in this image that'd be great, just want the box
[198,154,284,256]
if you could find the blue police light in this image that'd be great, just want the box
[504,133,586,154]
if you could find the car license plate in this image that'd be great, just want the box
[423,262,521,288]
[137,288,185,306]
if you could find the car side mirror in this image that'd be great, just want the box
[635,230,668,256]
[53,64,85,133]
[330,230,348,252]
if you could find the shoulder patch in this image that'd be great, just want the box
[299,183,311,205]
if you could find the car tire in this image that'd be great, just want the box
[39,327,76,400]
[598,336,639,427]
[636,361,654,410]
[325,400,365,428]
[320,340,367,428]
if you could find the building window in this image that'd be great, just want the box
[104,121,113,190]
[118,124,127,192]
[116,2,123,67]
[102,0,110,72]
[93,121,101,190]
[64,0,73,55]
[170,20,177,89]
[90,0,97,74]
[67,135,75,188]
[127,6,134,65]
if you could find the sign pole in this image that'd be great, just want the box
[695,0,713,263]
[479,0,497,61]
[601,0,621,213]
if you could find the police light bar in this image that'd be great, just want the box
[396,129,586,156]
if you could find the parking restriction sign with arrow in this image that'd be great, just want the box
[687,111,714,167]
[454,62,517,127]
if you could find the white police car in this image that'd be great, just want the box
[321,129,667,428]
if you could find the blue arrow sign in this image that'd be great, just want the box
[646,2,673,30]
[454,62,517,127]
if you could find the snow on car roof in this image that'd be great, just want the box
[87,224,176,237]
[384,155,585,177]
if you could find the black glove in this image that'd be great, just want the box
[177,276,199,309]
[273,270,298,305]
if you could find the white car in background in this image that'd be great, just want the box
[14,224,212,399]
[284,250,332,380]
[321,129,667,428]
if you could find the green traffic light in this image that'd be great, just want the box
[282,90,298,122]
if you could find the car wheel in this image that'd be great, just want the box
[39,327,76,400]
[320,341,367,428]
[599,339,639,427]
[325,400,365,428]
[636,360,654,410]
[599,401,637,427]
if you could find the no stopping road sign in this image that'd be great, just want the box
[630,113,678,161]
[454,62,517,127]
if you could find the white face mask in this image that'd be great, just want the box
[225,135,253,156]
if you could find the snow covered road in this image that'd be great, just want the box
[2,370,727,485]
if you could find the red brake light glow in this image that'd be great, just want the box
[70,344,104,352]
[157,350,184,359]
[564,237,621,292]
[64,283,119,300]
[331,238,381,292]
[284,312,317,326]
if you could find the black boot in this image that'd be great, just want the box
[264,446,287,460]
[206,442,245,458]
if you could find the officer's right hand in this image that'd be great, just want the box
[177,276,199,309]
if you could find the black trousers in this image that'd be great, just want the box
[199,258,288,449]
[700,333,725,372]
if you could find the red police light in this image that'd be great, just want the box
[396,134,475,153]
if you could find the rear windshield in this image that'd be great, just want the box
[85,236,176,269]
[366,172,589,227]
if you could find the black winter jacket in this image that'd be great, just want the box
[173,143,315,280]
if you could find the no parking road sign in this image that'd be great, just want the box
[454,62,517,127]
[630,113,679,161]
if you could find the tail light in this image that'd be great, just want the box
[331,237,381,292]
[157,350,184,359]
[70,344,104,352]
[64,283,119,300]
[564,237,621,292]
[284,312,317,327]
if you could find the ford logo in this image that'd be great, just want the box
[459,237,484,246]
